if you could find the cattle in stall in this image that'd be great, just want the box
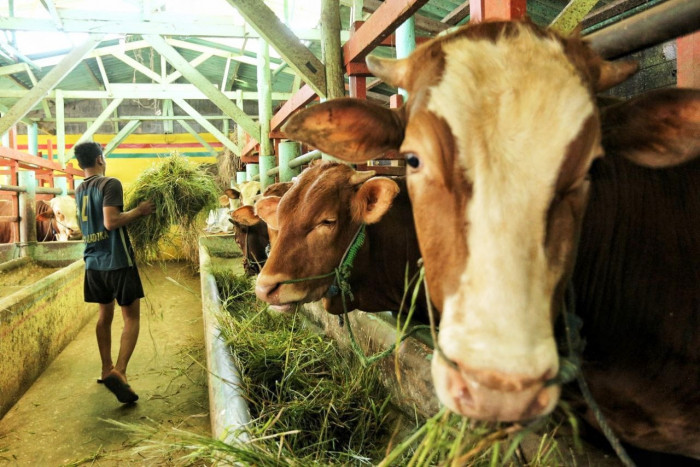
[229,181,292,275]
[281,20,699,460]
[0,195,81,243]
[36,195,81,241]
[254,162,429,323]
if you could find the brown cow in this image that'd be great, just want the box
[254,162,428,322]
[281,20,699,460]
[229,182,293,275]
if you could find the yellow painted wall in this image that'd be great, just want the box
[15,132,220,190]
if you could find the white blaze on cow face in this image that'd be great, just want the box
[399,26,600,421]
[38,196,81,241]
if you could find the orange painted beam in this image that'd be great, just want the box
[271,84,318,133]
[343,0,430,66]
[471,0,526,21]
[677,31,700,88]
[0,146,83,177]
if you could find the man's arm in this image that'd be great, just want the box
[103,201,154,230]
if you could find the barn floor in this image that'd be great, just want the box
[0,261,212,465]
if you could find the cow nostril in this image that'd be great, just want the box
[523,386,552,420]
[255,279,281,302]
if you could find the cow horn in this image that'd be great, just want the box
[349,170,375,186]
[595,59,638,92]
[366,55,410,89]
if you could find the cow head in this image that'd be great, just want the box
[230,205,270,275]
[37,195,81,241]
[282,21,637,422]
[254,162,399,313]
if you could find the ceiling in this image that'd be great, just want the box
[0,0,664,151]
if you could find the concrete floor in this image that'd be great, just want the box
[0,262,211,465]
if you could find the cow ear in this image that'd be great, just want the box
[366,55,411,90]
[282,98,405,163]
[224,188,239,199]
[255,196,281,229]
[231,205,261,227]
[36,200,54,221]
[351,177,400,225]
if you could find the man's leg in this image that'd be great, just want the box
[114,298,140,379]
[96,301,115,380]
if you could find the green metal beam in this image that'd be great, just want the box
[0,84,293,101]
[145,34,261,139]
[223,0,327,98]
[550,0,601,34]
[0,34,103,136]
[0,14,351,41]
[104,120,141,157]
[55,89,65,165]
[74,98,124,148]
[172,98,240,156]
[177,119,216,155]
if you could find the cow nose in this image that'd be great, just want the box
[255,274,281,303]
[436,360,559,422]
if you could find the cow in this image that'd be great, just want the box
[36,195,81,241]
[280,20,699,460]
[0,195,81,243]
[254,161,429,323]
[229,181,293,275]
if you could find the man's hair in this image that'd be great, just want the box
[74,141,103,169]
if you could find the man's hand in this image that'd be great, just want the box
[137,200,155,216]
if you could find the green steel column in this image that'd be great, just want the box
[396,17,416,99]
[28,122,38,155]
[259,155,275,191]
[257,39,273,158]
[279,141,301,182]
[55,89,65,166]
[54,177,68,195]
[236,94,245,152]
[18,170,37,251]
[246,163,260,181]
[236,171,247,184]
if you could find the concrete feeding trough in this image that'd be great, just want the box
[0,243,89,418]
[198,234,438,442]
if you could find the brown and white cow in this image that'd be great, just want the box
[0,195,81,243]
[282,20,699,459]
[254,162,428,322]
[229,182,293,275]
[36,195,81,241]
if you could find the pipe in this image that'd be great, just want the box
[587,0,700,59]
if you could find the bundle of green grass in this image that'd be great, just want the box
[125,153,219,264]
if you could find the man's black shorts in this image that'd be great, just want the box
[84,267,144,306]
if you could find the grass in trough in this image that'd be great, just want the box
[212,268,407,465]
[125,153,219,264]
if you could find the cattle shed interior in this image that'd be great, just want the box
[0,0,699,465]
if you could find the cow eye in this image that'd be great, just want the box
[320,219,336,227]
[405,152,421,169]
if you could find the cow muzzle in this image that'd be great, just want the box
[432,357,560,422]
[255,273,309,313]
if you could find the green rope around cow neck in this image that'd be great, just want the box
[278,224,430,367]
[278,223,367,301]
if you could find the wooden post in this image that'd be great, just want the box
[8,126,17,150]
[279,141,301,182]
[257,39,273,158]
[18,170,37,253]
[322,0,345,100]
[471,0,527,21]
[677,31,700,88]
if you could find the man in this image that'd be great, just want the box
[74,141,154,404]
